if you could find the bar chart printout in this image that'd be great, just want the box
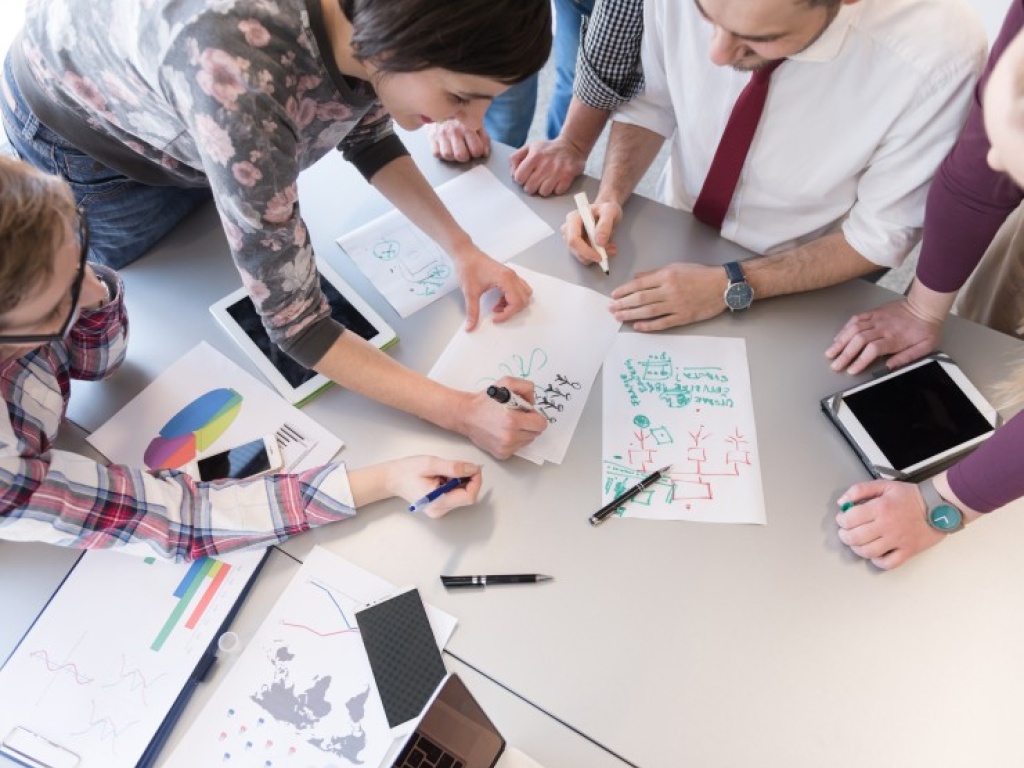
[0,547,265,768]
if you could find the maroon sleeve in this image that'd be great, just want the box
[916,0,1024,293]
[947,410,1024,513]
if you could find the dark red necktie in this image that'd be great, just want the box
[693,60,783,231]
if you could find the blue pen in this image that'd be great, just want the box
[408,476,471,513]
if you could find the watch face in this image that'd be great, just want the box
[927,504,964,532]
[725,282,754,311]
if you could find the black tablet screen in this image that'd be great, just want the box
[225,274,379,388]
[844,361,992,471]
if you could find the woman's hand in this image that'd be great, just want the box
[450,244,533,330]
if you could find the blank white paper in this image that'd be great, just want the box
[429,266,621,465]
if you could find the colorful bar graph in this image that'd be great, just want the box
[185,560,231,630]
[174,558,207,598]
[152,557,215,651]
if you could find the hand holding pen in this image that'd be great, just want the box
[369,457,482,519]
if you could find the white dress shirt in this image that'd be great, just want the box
[615,0,987,266]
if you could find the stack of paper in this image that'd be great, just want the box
[429,265,621,464]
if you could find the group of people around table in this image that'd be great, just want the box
[1,0,1024,570]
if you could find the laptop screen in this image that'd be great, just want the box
[391,674,505,768]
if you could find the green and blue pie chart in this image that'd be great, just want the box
[143,388,243,470]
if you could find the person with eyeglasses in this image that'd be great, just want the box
[0,157,485,561]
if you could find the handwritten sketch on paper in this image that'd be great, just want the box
[165,547,456,768]
[336,166,554,318]
[602,334,766,524]
[88,342,343,474]
[430,266,620,464]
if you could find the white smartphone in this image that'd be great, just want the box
[183,434,283,482]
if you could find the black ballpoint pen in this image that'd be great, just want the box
[589,465,672,526]
[440,574,553,588]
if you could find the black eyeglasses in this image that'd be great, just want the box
[0,206,90,345]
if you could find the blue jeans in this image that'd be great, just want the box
[484,75,539,148]
[546,0,594,140]
[483,0,594,146]
[1,56,211,269]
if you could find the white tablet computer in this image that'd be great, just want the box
[210,260,397,405]
[821,353,1000,482]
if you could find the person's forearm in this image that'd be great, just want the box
[596,121,665,207]
[347,463,392,507]
[558,98,613,160]
[904,278,957,324]
[313,331,467,433]
[743,231,878,299]
[369,155,474,256]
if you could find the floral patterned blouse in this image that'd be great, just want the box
[11,0,407,367]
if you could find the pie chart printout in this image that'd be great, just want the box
[143,388,243,470]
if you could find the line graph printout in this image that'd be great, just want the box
[88,342,343,474]
[429,265,621,465]
[336,166,554,318]
[0,548,264,768]
[602,334,766,524]
[165,547,456,768]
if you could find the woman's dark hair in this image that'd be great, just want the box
[342,0,552,84]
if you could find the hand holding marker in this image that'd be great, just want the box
[574,191,610,275]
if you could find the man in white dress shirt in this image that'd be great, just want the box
[564,0,986,330]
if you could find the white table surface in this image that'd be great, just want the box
[45,130,1024,767]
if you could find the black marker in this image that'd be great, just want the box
[440,574,553,588]
[486,385,542,414]
[589,465,672,526]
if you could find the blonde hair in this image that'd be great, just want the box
[0,156,77,310]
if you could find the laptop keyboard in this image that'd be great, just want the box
[394,732,464,768]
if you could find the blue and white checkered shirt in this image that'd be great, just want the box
[575,0,645,111]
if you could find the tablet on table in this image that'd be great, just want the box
[210,260,397,405]
[821,353,1000,482]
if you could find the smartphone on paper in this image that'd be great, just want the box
[355,587,446,728]
[183,434,283,481]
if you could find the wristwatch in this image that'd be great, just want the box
[723,261,754,311]
[918,477,964,533]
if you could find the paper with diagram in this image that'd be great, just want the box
[336,166,554,317]
[164,546,456,768]
[0,547,265,768]
[602,334,765,523]
[429,265,621,465]
[88,342,343,474]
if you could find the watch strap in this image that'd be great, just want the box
[724,261,746,285]
[918,477,964,532]
[917,477,945,510]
